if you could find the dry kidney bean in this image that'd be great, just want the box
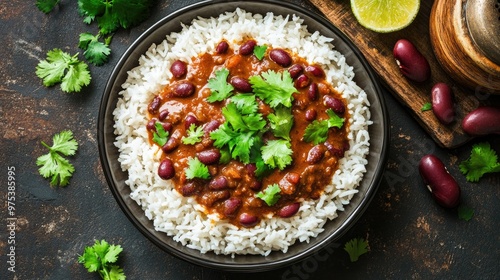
[431,83,455,125]
[393,39,431,82]
[294,74,310,88]
[418,154,460,208]
[162,137,179,153]
[184,114,199,129]
[278,202,300,218]
[239,212,259,227]
[462,106,500,136]
[223,197,242,216]
[208,175,229,190]
[307,145,326,164]
[158,158,175,180]
[307,83,319,101]
[305,65,324,77]
[173,82,195,97]
[215,41,229,54]
[197,148,221,165]
[305,109,317,121]
[323,95,345,114]
[158,109,169,121]
[170,60,187,78]
[269,49,292,67]
[148,96,161,114]
[239,40,256,55]
[288,64,303,79]
[181,182,197,196]
[230,76,253,92]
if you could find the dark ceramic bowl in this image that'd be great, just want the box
[98,0,389,272]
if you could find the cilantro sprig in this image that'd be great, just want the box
[79,32,112,66]
[457,205,474,221]
[182,124,204,145]
[185,158,210,180]
[261,140,293,170]
[255,184,281,206]
[207,68,234,102]
[36,0,60,13]
[36,130,78,187]
[78,239,126,280]
[152,122,169,147]
[249,70,297,108]
[35,49,91,93]
[303,109,345,145]
[421,102,432,112]
[459,142,500,182]
[344,237,369,262]
[253,45,267,60]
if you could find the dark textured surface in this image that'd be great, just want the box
[1,1,499,279]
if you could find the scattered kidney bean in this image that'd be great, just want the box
[305,109,317,121]
[170,60,187,78]
[306,145,326,164]
[158,158,175,180]
[462,106,500,136]
[162,137,179,153]
[158,109,169,121]
[418,154,460,208]
[323,95,345,114]
[294,74,310,88]
[288,64,303,79]
[223,197,242,216]
[208,175,229,190]
[393,39,431,82]
[230,76,253,92]
[431,83,455,125]
[173,82,195,97]
[269,49,292,67]
[197,148,221,165]
[239,212,259,227]
[181,182,197,196]
[307,83,319,101]
[184,114,199,129]
[148,96,161,114]
[215,41,229,54]
[305,65,324,77]
[239,40,256,55]
[278,202,300,218]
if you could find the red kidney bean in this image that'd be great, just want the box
[197,148,221,165]
[278,202,300,218]
[161,122,173,134]
[146,119,157,131]
[249,180,262,191]
[324,142,344,158]
[306,145,326,164]
[431,83,455,125]
[158,158,175,180]
[184,114,199,129]
[239,40,256,55]
[202,190,230,207]
[215,41,229,54]
[323,95,345,114]
[208,175,229,190]
[294,74,310,88]
[170,60,187,78]
[269,49,292,67]
[393,39,431,82]
[305,109,317,121]
[223,197,242,216]
[239,212,259,227]
[285,172,300,184]
[462,106,500,136]
[418,154,460,208]
[305,65,324,77]
[203,120,221,134]
[148,96,161,114]
[246,163,257,176]
[307,83,319,101]
[288,64,303,79]
[173,82,195,97]
[158,109,169,121]
[162,137,179,153]
[230,76,253,93]
[181,182,197,196]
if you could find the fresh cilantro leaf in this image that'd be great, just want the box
[344,238,369,262]
[303,109,345,145]
[78,239,126,280]
[459,142,500,182]
[210,123,238,148]
[421,102,432,112]
[152,122,169,147]
[253,45,267,60]
[229,131,256,164]
[230,94,258,115]
[36,0,60,13]
[182,124,204,145]
[78,32,96,49]
[249,70,297,108]
[457,205,474,221]
[255,184,281,206]
[261,139,293,170]
[185,158,210,180]
[36,130,78,187]
[78,32,111,66]
[36,49,91,93]
[207,68,234,102]
[268,106,294,140]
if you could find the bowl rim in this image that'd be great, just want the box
[98,0,389,272]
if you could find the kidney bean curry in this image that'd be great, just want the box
[146,39,350,228]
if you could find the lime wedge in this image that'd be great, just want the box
[350,0,420,33]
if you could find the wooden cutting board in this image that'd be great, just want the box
[309,0,480,148]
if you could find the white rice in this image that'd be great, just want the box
[113,8,372,256]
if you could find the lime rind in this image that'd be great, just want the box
[351,0,420,33]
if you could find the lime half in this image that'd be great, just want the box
[351,0,420,33]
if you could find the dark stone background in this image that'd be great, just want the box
[1,0,499,279]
